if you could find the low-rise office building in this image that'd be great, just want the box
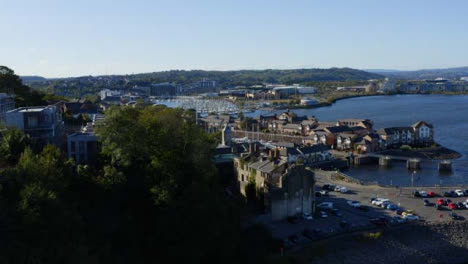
[67,132,99,165]
[5,105,64,145]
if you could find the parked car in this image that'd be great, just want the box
[412,190,421,197]
[317,202,333,210]
[448,202,458,210]
[322,184,331,190]
[380,201,392,208]
[464,190,468,196]
[447,199,453,204]
[455,189,465,197]
[463,202,468,209]
[391,216,406,224]
[419,191,428,197]
[387,204,399,210]
[444,191,456,197]
[319,211,328,218]
[449,212,465,220]
[303,213,313,221]
[437,198,447,206]
[427,191,436,197]
[456,202,464,209]
[334,186,342,192]
[315,190,329,197]
[423,199,432,206]
[347,200,361,208]
[339,187,348,193]
[331,208,343,217]
[435,203,442,210]
[372,198,389,206]
[404,214,420,221]
[396,209,405,215]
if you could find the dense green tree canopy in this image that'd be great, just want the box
[0,106,279,263]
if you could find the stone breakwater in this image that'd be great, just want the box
[299,222,468,264]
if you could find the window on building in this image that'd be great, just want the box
[27,116,38,128]
[78,141,85,153]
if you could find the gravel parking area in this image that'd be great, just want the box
[261,171,468,252]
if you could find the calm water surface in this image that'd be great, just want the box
[253,94,468,186]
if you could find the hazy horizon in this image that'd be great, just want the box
[15,65,468,79]
[2,0,468,78]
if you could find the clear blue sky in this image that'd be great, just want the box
[2,0,468,77]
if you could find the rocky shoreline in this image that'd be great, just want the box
[291,221,468,264]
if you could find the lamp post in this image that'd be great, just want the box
[411,170,416,188]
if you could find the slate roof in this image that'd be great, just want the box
[249,159,286,174]
[274,142,296,148]
[312,130,328,136]
[279,147,300,156]
[283,123,302,130]
[377,127,413,135]
[366,132,381,139]
[324,125,352,134]
[298,144,329,154]
[412,120,433,128]
[301,120,317,126]
[258,160,287,173]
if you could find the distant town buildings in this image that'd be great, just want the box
[399,79,468,93]
[378,78,396,93]
[270,84,316,98]
[100,89,121,101]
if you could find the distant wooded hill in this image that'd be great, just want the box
[27,68,384,97]
[127,68,384,85]
[20,76,48,83]
[367,67,468,80]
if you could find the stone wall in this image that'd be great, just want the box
[268,165,315,221]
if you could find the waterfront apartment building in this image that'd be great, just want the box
[5,105,64,145]
[150,82,178,97]
[377,121,434,147]
[0,93,15,123]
